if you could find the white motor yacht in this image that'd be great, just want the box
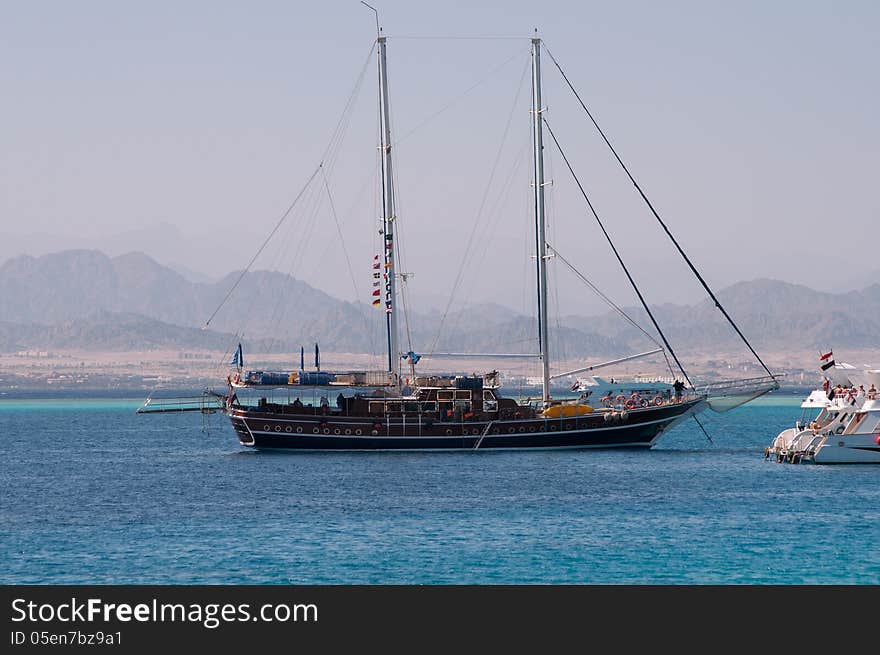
[767,356,880,464]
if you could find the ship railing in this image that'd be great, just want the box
[696,374,782,413]
[136,390,227,414]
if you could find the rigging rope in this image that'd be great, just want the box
[543,45,776,382]
[395,48,526,145]
[320,165,375,354]
[693,414,714,444]
[202,165,322,330]
[428,54,531,356]
[205,40,376,366]
[542,117,693,387]
[546,243,676,379]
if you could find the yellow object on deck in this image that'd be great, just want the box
[540,404,593,418]
[288,372,299,384]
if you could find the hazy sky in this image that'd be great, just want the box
[2,1,877,316]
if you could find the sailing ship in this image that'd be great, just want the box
[141,24,779,451]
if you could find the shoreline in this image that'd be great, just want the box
[2,347,875,395]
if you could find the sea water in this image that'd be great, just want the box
[2,393,878,584]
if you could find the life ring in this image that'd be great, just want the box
[625,399,637,410]
[653,395,663,406]
[639,399,649,408]
[614,394,627,405]
[602,397,612,408]
[834,426,844,435]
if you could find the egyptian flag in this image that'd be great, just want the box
[820,350,835,371]
[372,299,381,307]
[372,289,381,296]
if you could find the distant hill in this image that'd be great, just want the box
[0,250,877,354]
[0,250,623,355]
[574,278,880,352]
[0,312,235,351]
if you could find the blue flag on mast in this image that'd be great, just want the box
[230,343,243,368]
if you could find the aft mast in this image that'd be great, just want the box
[531,36,551,405]
[377,33,400,383]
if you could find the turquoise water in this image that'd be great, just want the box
[2,393,878,584]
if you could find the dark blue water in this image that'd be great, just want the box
[2,395,878,584]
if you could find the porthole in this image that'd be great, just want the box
[286,426,292,433]
[313,428,320,434]
[296,427,303,433]
[334,429,341,435]
[355,429,362,436]
[275,425,282,432]
[323,428,330,434]
[345,429,352,435]
[263,425,270,431]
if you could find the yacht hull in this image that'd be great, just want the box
[227,397,704,451]
[813,435,880,464]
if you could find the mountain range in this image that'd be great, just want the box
[0,249,877,356]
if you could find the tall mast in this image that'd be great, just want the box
[377,35,399,381]
[531,37,551,405]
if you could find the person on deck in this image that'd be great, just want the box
[672,379,685,403]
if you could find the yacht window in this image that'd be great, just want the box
[386,402,401,413]
[455,390,472,400]
[438,391,454,401]
[404,402,419,413]
[368,401,385,414]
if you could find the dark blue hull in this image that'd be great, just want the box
[227,398,704,451]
